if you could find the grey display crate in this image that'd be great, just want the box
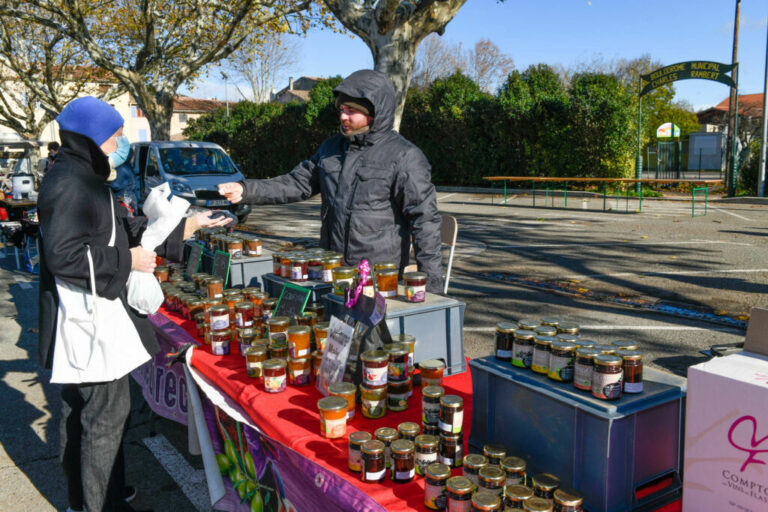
[262,272,333,304]
[469,356,687,512]
[184,240,274,288]
[323,292,467,376]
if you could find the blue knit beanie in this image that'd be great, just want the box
[56,96,124,146]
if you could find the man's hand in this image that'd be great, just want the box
[218,182,244,204]
[130,246,157,273]
[183,209,233,238]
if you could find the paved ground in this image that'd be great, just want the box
[1,190,763,510]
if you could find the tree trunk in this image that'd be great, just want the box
[128,85,175,141]
[368,29,418,132]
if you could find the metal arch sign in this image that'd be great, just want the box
[640,61,735,96]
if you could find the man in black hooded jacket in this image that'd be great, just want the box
[219,69,444,292]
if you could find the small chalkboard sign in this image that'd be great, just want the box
[212,250,231,288]
[185,242,204,278]
[274,282,311,321]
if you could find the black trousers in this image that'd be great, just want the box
[60,375,131,512]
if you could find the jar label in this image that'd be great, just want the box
[229,248,241,259]
[364,469,385,481]
[290,369,311,386]
[291,346,310,358]
[439,410,464,434]
[408,352,414,371]
[415,452,437,475]
[363,365,387,387]
[424,482,447,510]
[264,375,286,392]
[211,341,229,356]
[246,248,262,257]
[624,381,643,393]
[322,269,334,282]
[405,284,426,302]
[387,392,408,410]
[211,314,229,331]
[422,402,440,425]
[574,363,593,390]
[395,469,415,480]
[388,361,408,380]
[246,364,263,379]
[532,348,549,372]
[317,337,327,352]
[512,343,533,368]
[269,332,287,343]
[235,313,254,328]
[446,498,471,512]
[348,453,362,472]
[363,285,375,298]
[308,265,323,280]
[496,348,512,359]
[548,354,574,382]
[322,417,346,438]
[291,266,303,280]
[362,398,385,418]
[379,289,396,298]
[592,370,623,399]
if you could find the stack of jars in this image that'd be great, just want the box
[271,249,342,283]
[196,228,262,260]
[349,421,423,484]
[494,318,644,402]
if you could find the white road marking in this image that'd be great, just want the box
[566,268,768,279]
[464,325,742,334]
[437,193,457,201]
[143,435,212,512]
[13,276,32,289]
[710,206,751,221]
[491,239,752,250]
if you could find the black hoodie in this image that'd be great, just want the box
[242,70,443,292]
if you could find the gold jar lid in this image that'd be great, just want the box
[550,341,577,353]
[575,348,601,360]
[573,339,596,348]
[500,455,526,472]
[422,385,445,399]
[359,384,387,397]
[322,256,343,264]
[415,434,439,448]
[207,277,223,285]
[329,382,356,395]
[533,335,557,347]
[439,395,463,409]
[617,349,643,361]
[223,288,241,297]
[471,492,501,509]
[234,301,254,310]
[390,439,415,454]
[317,396,347,412]
[209,304,229,315]
[373,261,397,270]
[593,344,617,355]
[505,483,534,500]
[348,431,372,447]
[513,329,536,341]
[286,325,311,335]
[397,422,420,437]
[553,488,584,506]
[361,439,385,455]
[391,333,416,344]
[517,318,540,330]
[611,340,639,351]
[523,497,554,512]
[556,334,579,344]
[420,359,445,371]
[376,268,399,277]
[332,266,355,278]
[425,462,451,479]
[463,453,488,470]
[483,443,507,459]
[244,346,267,356]
[531,473,560,491]
[268,316,291,327]
[594,354,623,367]
[446,476,475,494]
[540,317,561,327]
[360,349,388,363]
[314,321,330,331]
[251,338,269,347]
[478,465,505,483]
[383,343,409,357]
[557,322,580,334]
[262,298,277,308]
[374,427,398,442]
[262,358,287,370]
[403,271,428,281]
[496,322,517,333]
[534,325,558,337]
[251,291,269,300]
[204,297,221,306]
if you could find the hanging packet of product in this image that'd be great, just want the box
[316,316,355,396]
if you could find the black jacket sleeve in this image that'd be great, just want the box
[120,210,186,262]
[241,154,320,205]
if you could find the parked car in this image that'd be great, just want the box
[130,141,251,222]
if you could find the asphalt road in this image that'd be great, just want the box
[1,190,762,510]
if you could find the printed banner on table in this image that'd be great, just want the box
[132,333,190,425]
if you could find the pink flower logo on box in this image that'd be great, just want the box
[728,415,768,472]
[754,372,768,386]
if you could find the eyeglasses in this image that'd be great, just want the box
[338,106,364,116]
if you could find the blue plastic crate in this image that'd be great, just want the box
[469,356,686,512]
[184,241,273,288]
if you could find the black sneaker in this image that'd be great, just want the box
[124,486,137,503]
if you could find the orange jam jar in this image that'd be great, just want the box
[317,396,348,439]
[288,357,311,386]
[322,256,342,283]
[286,325,311,358]
[312,350,323,378]
[206,278,224,299]
[267,316,290,343]
[263,358,287,393]
[314,322,329,353]
[244,345,268,379]
[419,359,446,387]
[154,265,169,283]
[376,268,399,298]
[244,236,262,256]
[329,381,357,420]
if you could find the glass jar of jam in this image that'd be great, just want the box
[420,359,446,388]
[154,265,169,283]
[207,277,224,299]
[263,358,287,393]
[376,268,399,298]
[279,253,292,278]
[360,440,386,483]
[286,325,311,358]
[247,289,268,306]
[504,484,534,510]
[357,272,375,298]
[425,462,451,510]
[261,297,277,321]
[553,488,584,512]
[311,350,322,379]
[290,257,309,282]
[306,255,322,281]
[478,465,506,496]
[531,335,555,375]
[244,345,267,379]
[390,439,416,483]
[415,434,439,476]
[556,322,580,335]
[188,299,205,321]
[313,322,329,353]
[501,456,527,486]
[348,431,372,473]
[512,330,535,369]
[446,476,475,510]
[321,256,342,283]
[206,304,230,332]
[332,266,355,295]
[531,473,560,500]
[388,377,411,412]
[618,350,643,394]
[269,338,289,360]
[210,329,231,355]
[548,342,577,382]
[611,340,639,351]
[360,349,389,389]
[267,316,290,343]
[462,453,488,487]
[360,384,387,419]
[297,311,317,333]
[374,427,399,468]
[573,348,600,391]
[190,273,208,294]
[494,322,516,362]
[234,301,254,329]
[540,317,561,328]
[329,382,357,419]
[482,444,507,465]
[439,432,463,468]
[194,312,207,338]
[305,301,325,322]
[397,421,420,441]
[391,333,416,373]
[592,355,624,400]
[403,271,428,303]
[472,491,502,511]
[271,252,282,274]
[244,236,262,257]
[439,395,464,434]
[423,423,440,436]
[317,396,347,439]
[385,342,410,382]
[227,237,243,259]
[423,385,445,427]
[288,357,311,386]
[523,497,554,512]
[374,261,397,271]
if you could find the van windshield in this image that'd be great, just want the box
[158,147,237,175]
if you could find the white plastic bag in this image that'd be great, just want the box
[127,183,189,314]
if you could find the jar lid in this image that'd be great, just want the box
[262,298,277,307]
[244,346,267,356]
[268,316,291,326]
[300,311,318,319]
[234,301,254,309]
[333,265,355,276]
[463,453,488,469]
[593,344,617,355]
[439,395,463,408]
[204,298,221,305]
[360,349,388,363]
[513,329,536,340]
[212,328,231,336]
[573,339,596,348]
[500,455,526,472]
[251,338,269,346]
[617,349,643,361]
[594,354,623,367]
[496,322,517,333]
[425,462,451,479]
[383,343,409,356]
[415,434,439,448]
[348,431,372,446]
[209,305,229,314]
[189,300,204,307]
[263,358,287,370]
[376,268,399,277]
[373,261,397,270]
[446,476,475,494]
[531,472,560,491]
[194,312,206,321]
[329,382,356,395]
[523,497,554,512]
[269,338,288,349]
[397,422,420,437]
[361,439,385,455]
[440,431,462,441]
[288,356,310,365]
[478,465,505,482]
[556,333,579,343]
[553,488,584,506]
[551,341,577,352]
[611,340,639,350]
[391,333,416,343]
[314,321,330,331]
[390,439,415,454]
[534,325,557,336]
[207,277,223,284]
[533,335,556,347]
[359,384,388,396]
[403,271,428,280]
[422,385,445,398]
[505,483,534,500]
[322,256,343,264]
[223,288,241,296]
[575,348,601,359]
[238,327,255,337]
[317,396,347,412]
[557,322,580,334]
[540,317,561,327]
[471,492,501,508]
[374,427,398,441]
[251,291,269,299]
[482,443,507,458]
[517,318,540,330]
[292,257,309,263]
[419,359,445,371]
[286,325,311,335]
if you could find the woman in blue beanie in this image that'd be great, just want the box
[37,96,228,512]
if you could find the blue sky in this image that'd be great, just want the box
[187,0,767,111]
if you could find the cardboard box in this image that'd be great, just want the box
[683,352,768,511]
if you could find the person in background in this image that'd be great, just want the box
[37,96,228,512]
[37,141,60,175]
[218,69,443,292]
